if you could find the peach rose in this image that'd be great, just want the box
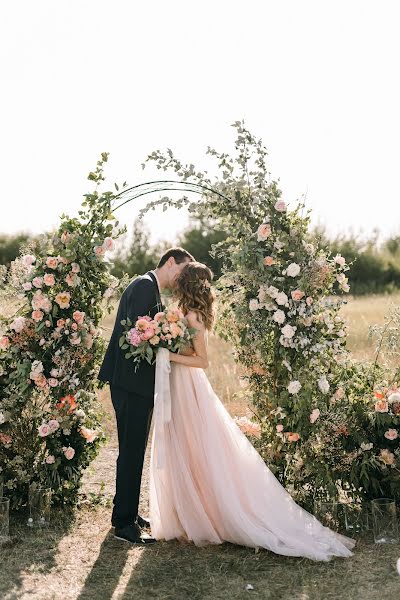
[375,399,389,413]
[71,263,80,273]
[170,323,182,338]
[287,432,300,442]
[263,256,276,266]
[306,297,313,306]
[379,448,395,465]
[94,245,105,257]
[103,237,115,251]
[0,336,10,350]
[154,312,165,322]
[46,455,56,464]
[291,289,305,302]
[48,378,59,387]
[46,256,59,269]
[166,308,183,323]
[384,429,398,441]
[63,446,75,460]
[150,335,160,345]
[32,310,44,322]
[55,292,71,309]
[43,273,55,286]
[276,424,284,433]
[34,373,48,388]
[79,427,98,443]
[65,273,78,287]
[136,318,151,331]
[57,319,65,328]
[60,231,71,244]
[257,223,272,241]
[73,310,85,325]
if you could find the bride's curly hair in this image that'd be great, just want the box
[175,261,216,330]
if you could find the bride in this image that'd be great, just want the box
[149,261,355,561]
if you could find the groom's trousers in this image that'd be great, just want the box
[110,385,154,528]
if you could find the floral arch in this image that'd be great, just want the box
[0,124,398,512]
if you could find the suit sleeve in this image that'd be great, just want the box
[127,279,157,323]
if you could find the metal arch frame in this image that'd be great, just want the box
[112,179,232,212]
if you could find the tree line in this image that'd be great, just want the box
[1,222,399,295]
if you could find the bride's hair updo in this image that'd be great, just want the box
[175,261,216,330]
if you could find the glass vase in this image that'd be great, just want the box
[27,485,52,528]
[371,498,399,544]
[0,497,10,545]
[314,500,339,531]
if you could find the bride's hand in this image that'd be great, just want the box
[177,345,196,357]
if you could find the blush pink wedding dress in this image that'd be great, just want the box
[149,358,355,561]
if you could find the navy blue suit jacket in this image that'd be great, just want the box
[98,272,163,398]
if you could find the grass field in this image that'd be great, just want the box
[1,293,400,599]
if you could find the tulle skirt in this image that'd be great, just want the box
[149,363,355,561]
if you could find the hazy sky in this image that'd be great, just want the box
[1,1,399,246]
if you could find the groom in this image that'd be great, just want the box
[98,247,194,544]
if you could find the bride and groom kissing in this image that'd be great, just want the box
[98,247,355,561]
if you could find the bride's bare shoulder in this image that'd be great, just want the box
[185,310,205,329]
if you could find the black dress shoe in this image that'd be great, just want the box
[136,514,151,528]
[114,524,156,545]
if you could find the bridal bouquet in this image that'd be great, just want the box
[119,307,196,370]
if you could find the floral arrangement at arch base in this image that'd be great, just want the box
[0,154,128,510]
[142,122,399,511]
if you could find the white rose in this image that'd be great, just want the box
[318,376,330,394]
[304,243,315,255]
[0,412,5,424]
[361,442,373,451]
[274,239,285,250]
[336,273,347,284]
[21,254,36,267]
[274,199,287,212]
[267,286,279,299]
[288,380,302,394]
[249,299,259,312]
[281,324,296,339]
[388,392,400,403]
[275,292,288,306]
[273,310,286,324]
[257,287,267,303]
[10,316,26,333]
[334,255,346,267]
[286,263,301,277]
[341,283,350,293]
[310,408,320,423]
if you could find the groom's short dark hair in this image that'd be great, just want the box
[157,247,195,268]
